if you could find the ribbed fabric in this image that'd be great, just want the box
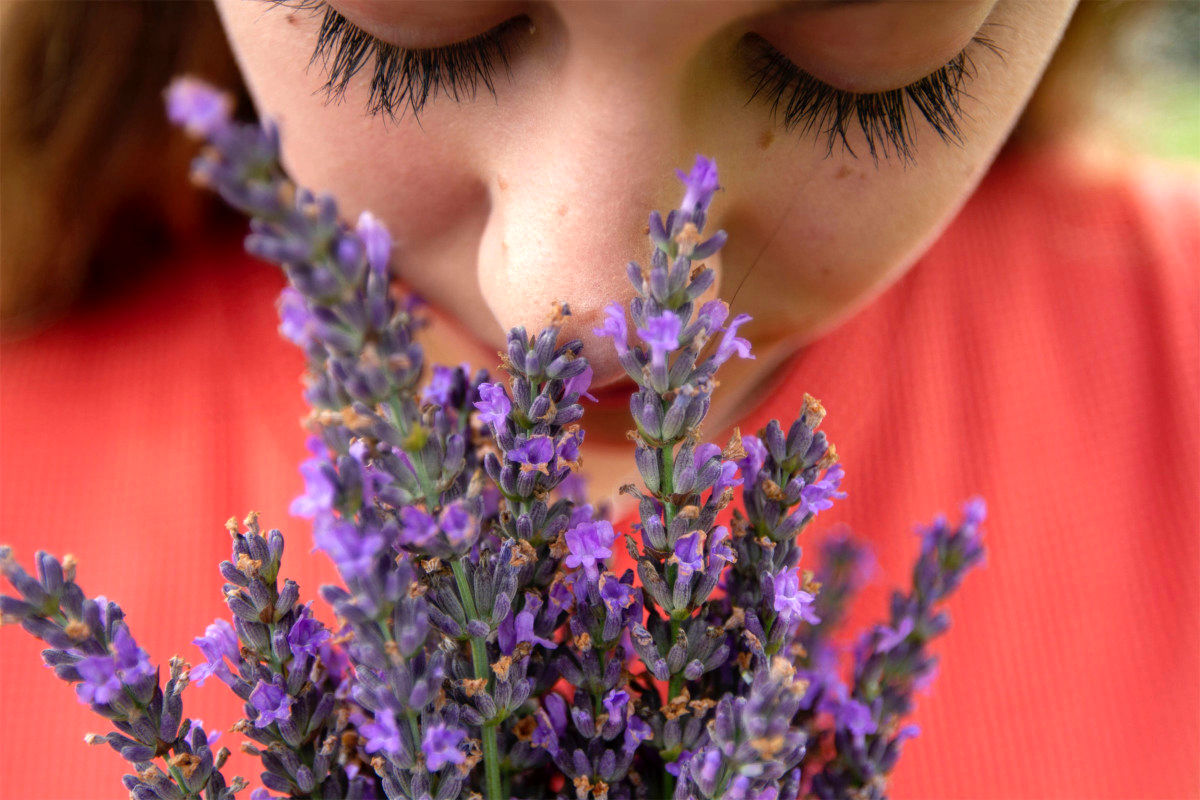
[2,147,1196,799]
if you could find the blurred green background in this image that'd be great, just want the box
[1105,1,1199,162]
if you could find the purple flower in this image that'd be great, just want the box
[165,77,232,138]
[548,576,575,616]
[697,299,730,335]
[508,435,555,472]
[191,619,239,687]
[739,435,768,482]
[348,439,388,506]
[439,501,474,546]
[249,678,293,728]
[800,463,846,517]
[637,311,681,370]
[422,723,466,771]
[335,234,363,276]
[75,655,121,706]
[564,520,615,578]
[623,714,653,754]
[421,365,458,407]
[713,313,754,366]
[696,749,724,784]
[356,210,392,277]
[876,616,914,653]
[676,155,720,213]
[556,428,584,464]
[112,626,154,686]
[837,697,877,738]
[599,573,636,617]
[665,749,694,777]
[359,707,403,756]
[532,707,561,757]
[564,364,597,402]
[672,531,705,578]
[318,637,351,684]
[773,569,820,627]
[290,437,335,519]
[312,515,384,580]
[474,382,512,428]
[602,688,630,723]
[287,605,331,658]
[499,592,557,653]
[693,442,721,470]
[186,719,221,747]
[712,460,742,497]
[708,525,735,567]
[593,303,630,357]
[277,288,313,348]
[896,723,921,745]
[963,496,987,528]
[399,506,438,548]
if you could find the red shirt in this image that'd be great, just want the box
[2,146,1197,799]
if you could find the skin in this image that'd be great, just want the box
[215,0,1078,504]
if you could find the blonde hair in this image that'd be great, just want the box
[0,0,1149,334]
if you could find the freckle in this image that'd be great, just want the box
[556,203,567,217]
[758,129,774,150]
[835,165,852,179]
[497,176,508,191]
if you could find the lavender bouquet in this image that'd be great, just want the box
[1,78,987,800]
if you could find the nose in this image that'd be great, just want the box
[475,98,725,387]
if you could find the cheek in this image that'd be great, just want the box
[214,0,491,314]
[715,121,983,348]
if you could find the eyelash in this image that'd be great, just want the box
[741,31,1006,164]
[269,0,529,122]
[272,0,1005,163]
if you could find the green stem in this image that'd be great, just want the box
[481,722,504,800]
[659,439,677,524]
[388,398,441,509]
[450,561,502,800]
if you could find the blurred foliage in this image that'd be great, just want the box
[1104,1,1200,162]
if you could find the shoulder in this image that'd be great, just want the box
[925,145,1198,365]
[969,145,1198,287]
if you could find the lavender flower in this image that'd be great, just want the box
[33,87,995,800]
[422,723,467,771]
[356,210,392,277]
[809,499,988,799]
[638,310,682,369]
[191,618,239,686]
[286,604,331,657]
[277,287,314,348]
[676,154,721,216]
[358,707,404,756]
[0,547,243,799]
[75,655,122,705]
[165,76,232,138]
[564,520,615,578]
[473,382,511,428]
[593,303,630,356]
[772,568,820,628]
[249,678,293,728]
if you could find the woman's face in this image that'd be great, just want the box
[216,0,1076,407]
